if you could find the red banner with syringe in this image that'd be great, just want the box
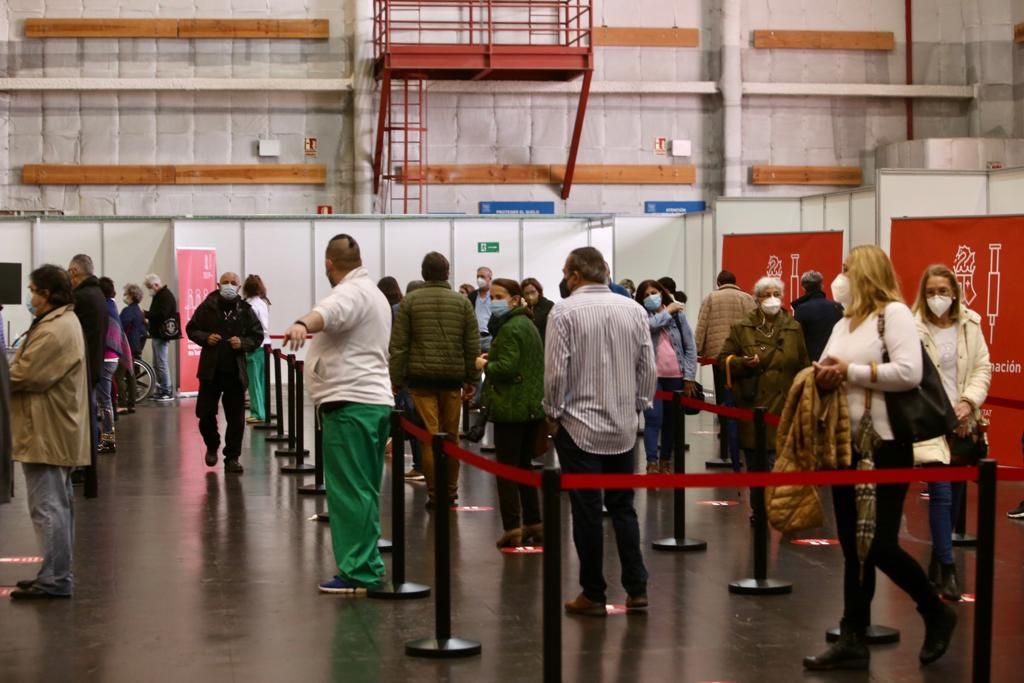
[891,215,1024,466]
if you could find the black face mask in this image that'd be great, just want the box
[558,278,571,299]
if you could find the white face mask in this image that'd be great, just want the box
[476,277,488,289]
[761,296,782,316]
[927,295,953,318]
[831,274,852,307]
[219,283,239,301]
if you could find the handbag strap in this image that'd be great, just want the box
[725,355,736,389]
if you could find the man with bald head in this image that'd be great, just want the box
[283,234,394,594]
[186,271,264,473]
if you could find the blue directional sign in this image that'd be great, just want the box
[479,201,555,215]
[644,201,707,215]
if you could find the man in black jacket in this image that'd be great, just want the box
[791,270,844,363]
[68,254,109,498]
[186,272,263,473]
[144,273,179,401]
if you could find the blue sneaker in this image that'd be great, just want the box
[318,576,366,595]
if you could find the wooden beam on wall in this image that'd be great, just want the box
[751,165,863,186]
[405,164,697,185]
[752,30,895,51]
[177,19,329,39]
[24,19,178,39]
[1015,23,1024,44]
[23,164,326,185]
[410,165,554,184]
[592,27,700,48]
[551,164,697,185]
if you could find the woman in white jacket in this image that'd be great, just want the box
[912,265,991,601]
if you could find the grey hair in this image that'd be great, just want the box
[69,253,94,276]
[800,270,824,290]
[144,273,162,287]
[566,247,609,284]
[753,276,784,298]
[123,283,144,304]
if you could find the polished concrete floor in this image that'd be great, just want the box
[1,399,1022,683]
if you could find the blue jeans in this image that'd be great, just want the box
[395,390,423,471]
[23,464,75,596]
[712,365,741,470]
[928,479,966,565]
[642,377,684,464]
[97,359,117,434]
[152,338,172,396]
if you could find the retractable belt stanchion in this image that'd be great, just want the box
[729,407,792,595]
[314,416,330,522]
[275,354,307,458]
[953,481,978,547]
[406,434,482,658]
[369,412,430,600]
[653,391,707,552]
[298,401,326,495]
[281,360,314,474]
[461,400,470,436]
[253,344,276,431]
[264,349,290,443]
[541,461,562,683]
[973,459,997,683]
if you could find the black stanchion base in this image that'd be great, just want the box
[274,448,309,458]
[826,624,900,645]
[378,539,393,553]
[264,434,291,443]
[281,463,316,474]
[405,637,482,659]
[316,512,330,523]
[705,459,733,469]
[366,581,431,600]
[728,578,793,595]
[297,483,326,496]
[652,537,708,552]
[952,533,977,547]
[253,423,277,431]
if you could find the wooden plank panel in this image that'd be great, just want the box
[174,164,326,184]
[592,27,700,48]
[751,165,863,186]
[178,19,329,39]
[22,165,176,185]
[1015,23,1024,44]
[24,18,178,38]
[753,30,895,51]
[552,164,697,185]
[408,165,554,184]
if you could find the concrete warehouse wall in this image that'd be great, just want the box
[0,0,1021,216]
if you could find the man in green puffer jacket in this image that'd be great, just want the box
[390,252,481,508]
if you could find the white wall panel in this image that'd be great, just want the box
[313,220,383,303]
[988,168,1024,215]
[0,221,34,344]
[384,220,451,292]
[521,221,589,302]
[37,221,103,273]
[588,224,615,277]
[613,216,684,288]
[801,196,826,230]
[876,171,988,250]
[713,198,802,270]
[244,221,313,339]
[173,220,243,279]
[824,193,852,234]
[849,189,876,249]
[453,220,521,287]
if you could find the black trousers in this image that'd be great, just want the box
[493,421,542,531]
[555,429,648,603]
[196,374,246,460]
[832,440,942,630]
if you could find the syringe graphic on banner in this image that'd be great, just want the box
[986,243,1001,344]
[789,254,801,299]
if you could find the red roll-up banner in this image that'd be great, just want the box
[891,215,1024,466]
[721,231,845,309]
[175,248,218,394]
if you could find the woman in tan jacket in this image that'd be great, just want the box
[9,265,91,600]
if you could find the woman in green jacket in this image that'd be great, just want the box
[718,276,810,473]
[477,278,545,548]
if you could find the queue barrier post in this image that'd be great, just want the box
[652,391,707,552]
[281,360,313,473]
[953,480,978,547]
[972,459,997,683]
[461,400,470,436]
[405,434,482,658]
[728,407,792,596]
[369,412,431,600]
[274,354,305,458]
[298,405,326,495]
[253,344,277,431]
[264,349,290,443]
[541,465,562,683]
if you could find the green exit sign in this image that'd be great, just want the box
[477,242,500,253]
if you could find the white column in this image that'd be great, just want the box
[351,0,375,214]
[720,0,743,197]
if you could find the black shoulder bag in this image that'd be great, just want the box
[877,315,957,443]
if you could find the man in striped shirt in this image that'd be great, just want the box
[544,247,657,616]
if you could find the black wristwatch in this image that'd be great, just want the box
[294,320,308,331]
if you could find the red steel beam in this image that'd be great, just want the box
[561,68,592,200]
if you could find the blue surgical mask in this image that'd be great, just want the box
[489,300,510,317]
[26,300,38,317]
[643,293,662,312]
[219,284,239,301]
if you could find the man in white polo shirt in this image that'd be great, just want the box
[283,234,394,594]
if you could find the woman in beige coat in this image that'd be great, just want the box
[912,264,991,601]
[9,265,91,600]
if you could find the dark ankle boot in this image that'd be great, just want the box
[938,563,961,602]
[919,601,958,665]
[927,554,941,588]
[803,621,869,671]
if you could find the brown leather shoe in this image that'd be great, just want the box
[496,528,523,549]
[646,462,659,474]
[626,593,649,611]
[658,460,673,474]
[564,593,607,617]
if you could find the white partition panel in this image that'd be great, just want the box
[876,170,988,251]
[244,221,314,338]
[613,216,685,287]
[801,196,825,230]
[849,189,876,249]
[37,221,103,272]
[589,224,615,276]
[384,220,451,290]
[521,220,589,302]
[173,220,244,280]
[989,168,1024,215]
[313,220,383,303]
[454,220,521,286]
[0,220,35,343]
[714,198,802,270]
[824,193,851,233]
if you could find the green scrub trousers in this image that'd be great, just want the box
[245,349,266,421]
[322,402,392,587]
